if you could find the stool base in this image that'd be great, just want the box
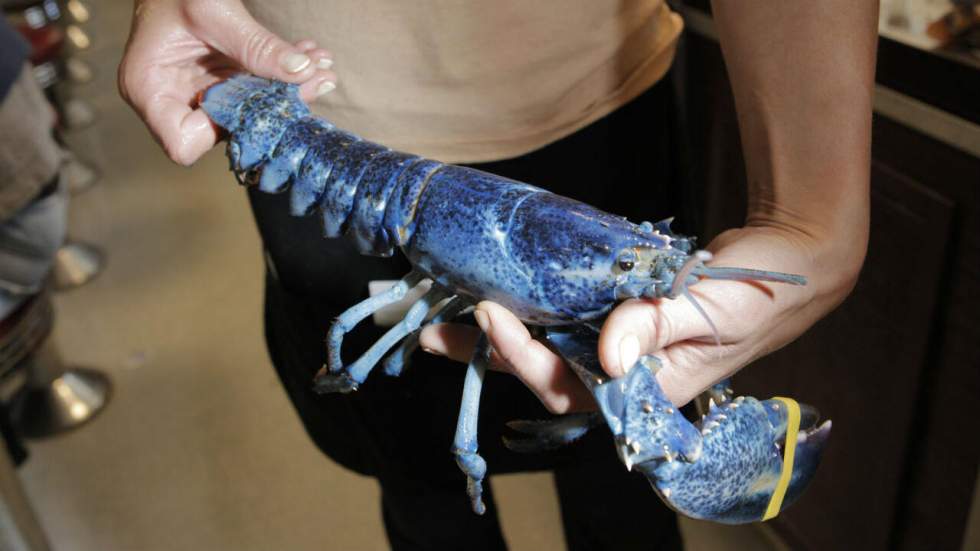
[53,242,104,290]
[13,367,110,438]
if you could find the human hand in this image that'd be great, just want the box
[418,223,864,413]
[118,0,337,165]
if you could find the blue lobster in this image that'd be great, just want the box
[200,75,832,525]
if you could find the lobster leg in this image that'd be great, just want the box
[322,271,423,377]
[316,284,450,393]
[382,295,470,377]
[452,333,490,515]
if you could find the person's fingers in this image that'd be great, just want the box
[295,41,334,69]
[598,285,771,406]
[186,1,321,82]
[598,294,719,378]
[293,45,336,100]
[116,35,212,166]
[307,47,334,70]
[652,341,752,406]
[279,42,335,102]
[474,302,593,413]
[652,352,711,407]
[419,322,482,364]
[419,303,594,413]
[143,96,218,166]
[297,70,337,102]
[294,39,316,51]
[418,322,515,372]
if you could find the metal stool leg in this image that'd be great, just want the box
[65,0,91,23]
[62,97,95,129]
[52,241,104,291]
[62,156,99,195]
[0,438,51,550]
[11,340,109,438]
[64,24,90,51]
[64,58,93,85]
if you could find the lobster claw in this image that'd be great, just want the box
[545,326,831,525]
[593,358,702,468]
[631,390,832,524]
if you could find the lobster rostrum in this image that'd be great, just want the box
[200,75,831,524]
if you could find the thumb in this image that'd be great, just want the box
[187,0,316,81]
[597,294,719,378]
[144,97,217,166]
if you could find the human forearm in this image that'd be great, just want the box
[421,3,883,409]
[712,0,878,295]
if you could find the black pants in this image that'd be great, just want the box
[248,74,692,551]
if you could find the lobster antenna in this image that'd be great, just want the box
[683,288,722,348]
[669,251,722,347]
[692,266,807,286]
[669,250,713,299]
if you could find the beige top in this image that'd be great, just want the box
[245,1,683,163]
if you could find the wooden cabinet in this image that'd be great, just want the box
[680,27,980,551]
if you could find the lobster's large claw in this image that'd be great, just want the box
[593,358,702,468]
[546,327,692,464]
[545,326,831,525]
[636,392,832,524]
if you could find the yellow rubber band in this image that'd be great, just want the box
[762,396,800,521]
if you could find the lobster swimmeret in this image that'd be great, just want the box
[201,75,831,524]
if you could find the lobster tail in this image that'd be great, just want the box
[200,75,444,257]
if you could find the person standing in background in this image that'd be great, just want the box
[0,19,66,332]
[119,2,878,549]
[0,17,67,468]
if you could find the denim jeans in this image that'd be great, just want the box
[0,61,65,321]
[0,180,66,320]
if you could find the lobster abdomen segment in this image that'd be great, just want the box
[381,159,445,247]
[238,86,312,171]
[319,140,387,237]
[290,130,350,215]
[258,117,331,193]
[347,151,419,255]
[201,77,434,257]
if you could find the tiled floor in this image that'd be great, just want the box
[13,2,782,549]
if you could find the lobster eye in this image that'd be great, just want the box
[616,250,637,272]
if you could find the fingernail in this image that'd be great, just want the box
[282,53,311,73]
[473,309,490,332]
[618,334,640,375]
[421,347,443,357]
[317,58,333,70]
[316,80,336,96]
